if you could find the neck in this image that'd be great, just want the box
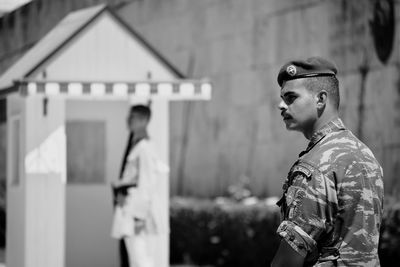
[132,128,148,143]
[304,111,339,140]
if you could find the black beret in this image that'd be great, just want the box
[277,57,338,87]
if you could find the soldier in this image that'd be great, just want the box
[271,57,384,267]
[111,105,166,267]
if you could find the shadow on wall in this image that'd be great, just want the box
[0,179,5,249]
[0,99,6,250]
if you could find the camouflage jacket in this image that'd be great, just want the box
[277,118,384,266]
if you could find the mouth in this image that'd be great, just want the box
[281,112,292,121]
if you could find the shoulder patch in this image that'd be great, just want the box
[292,165,312,178]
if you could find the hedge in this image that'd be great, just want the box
[170,196,400,267]
[170,197,281,267]
[379,196,400,267]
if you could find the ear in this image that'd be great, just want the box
[316,90,328,108]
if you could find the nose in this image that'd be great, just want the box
[278,100,288,111]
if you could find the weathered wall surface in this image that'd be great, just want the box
[1,0,399,198]
[0,99,5,184]
[118,0,400,198]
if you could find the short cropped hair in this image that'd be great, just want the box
[130,105,151,121]
[304,76,340,109]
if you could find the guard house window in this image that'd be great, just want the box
[9,116,20,186]
[66,120,105,184]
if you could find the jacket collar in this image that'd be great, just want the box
[299,118,346,157]
[132,129,149,146]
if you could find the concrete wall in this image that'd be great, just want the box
[1,0,400,198]
[117,0,400,198]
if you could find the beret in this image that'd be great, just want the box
[277,57,337,87]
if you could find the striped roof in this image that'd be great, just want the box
[17,80,211,100]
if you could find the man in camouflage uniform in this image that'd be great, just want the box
[271,57,384,267]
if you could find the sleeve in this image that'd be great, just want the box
[137,141,156,192]
[276,166,338,257]
[137,141,161,233]
[121,143,152,221]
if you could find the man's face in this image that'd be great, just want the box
[278,78,318,134]
[127,112,148,133]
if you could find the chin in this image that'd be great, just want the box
[284,121,296,130]
[286,125,303,134]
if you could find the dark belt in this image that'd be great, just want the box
[113,183,137,196]
[317,247,339,266]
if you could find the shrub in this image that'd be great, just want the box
[170,196,400,267]
[379,196,400,267]
[170,197,281,267]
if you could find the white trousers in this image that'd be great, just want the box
[124,234,154,267]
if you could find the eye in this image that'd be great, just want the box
[284,95,297,105]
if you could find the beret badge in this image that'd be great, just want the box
[286,65,297,76]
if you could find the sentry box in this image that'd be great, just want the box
[0,5,211,267]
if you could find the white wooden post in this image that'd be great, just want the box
[7,93,66,267]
